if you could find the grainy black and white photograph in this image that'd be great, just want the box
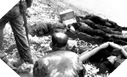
[0,0,127,77]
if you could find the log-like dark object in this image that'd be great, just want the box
[74,15,127,45]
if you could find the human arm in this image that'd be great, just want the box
[108,42,127,58]
[107,43,127,68]
[80,42,127,62]
[79,42,110,61]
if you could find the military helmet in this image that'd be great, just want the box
[51,32,68,48]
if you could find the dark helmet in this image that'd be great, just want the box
[51,32,68,48]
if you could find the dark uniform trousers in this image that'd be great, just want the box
[0,3,32,63]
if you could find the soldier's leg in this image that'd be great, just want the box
[10,15,33,64]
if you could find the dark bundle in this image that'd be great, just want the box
[86,45,125,74]
[28,22,66,37]
[28,22,54,37]
[73,14,127,45]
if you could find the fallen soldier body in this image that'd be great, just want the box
[67,22,127,45]
[80,42,127,73]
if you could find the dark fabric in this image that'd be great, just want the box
[72,22,106,37]
[81,19,99,29]
[88,46,114,63]
[114,57,125,68]
[85,15,106,26]
[82,19,122,35]
[100,60,115,73]
[65,29,102,44]
[30,22,66,37]
[25,0,33,7]
[19,0,33,8]
[93,24,122,35]
[32,23,54,37]
[105,19,122,31]
[110,35,127,41]
[71,16,127,45]
[84,15,122,31]
[0,5,32,63]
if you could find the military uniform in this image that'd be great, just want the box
[0,0,33,63]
